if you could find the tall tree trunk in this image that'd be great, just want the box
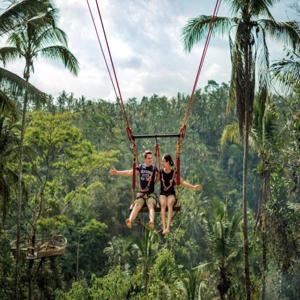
[261,170,270,300]
[15,88,28,300]
[15,65,30,299]
[218,266,230,300]
[239,22,253,299]
[243,112,251,300]
[262,230,267,300]
[28,232,35,300]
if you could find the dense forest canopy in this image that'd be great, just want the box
[0,1,299,300]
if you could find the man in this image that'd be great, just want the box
[109,150,158,230]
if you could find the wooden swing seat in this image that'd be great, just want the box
[130,202,181,213]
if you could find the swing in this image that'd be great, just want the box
[87,0,221,214]
[129,134,181,213]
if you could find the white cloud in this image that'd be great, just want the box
[204,63,222,80]
[0,0,296,101]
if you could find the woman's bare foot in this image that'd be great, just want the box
[125,218,132,229]
[149,221,155,230]
[163,228,170,235]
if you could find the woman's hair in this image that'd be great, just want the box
[162,154,174,166]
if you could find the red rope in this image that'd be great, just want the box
[132,162,136,191]
[180,0,222,137]
[175,0,221,185]
[176,157,180,185]
[86,0,118,100]
[94,0,132,139]
[86,0,134,142]
[155,142,160,170]
[88,0,221,163]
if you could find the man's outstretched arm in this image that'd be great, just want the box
[109,168,133,177]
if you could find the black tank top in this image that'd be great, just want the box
[160,169,175,195]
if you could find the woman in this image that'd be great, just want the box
[160,154,201,235]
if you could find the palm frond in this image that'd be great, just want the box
[223,0,243,14]
[0,46,21,66]
[260,19,300,49]
[251,98,279,152]
[255,26,270,107]
[0,0,50,35]
[40,45,79,76]
[0,67,48,102]
[262,102,279,144]
[0,89,17,120]
[26,7,58,37]
[220,122,240,146]
[182,15,234,52]
[271,51,300,92]
[35,27,68,49]
[227,33,237,114]
[249,0,277,19]
[25,8,58,49]
[7,31,24,52]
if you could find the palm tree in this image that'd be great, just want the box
[0,2,79,298]
[221,98,279,299]
[197,198,242,300]
[134,229,158,294]
[0,1,48,117]
[271,50,300,92]
[177,268,203,300]
[182,2,300,298]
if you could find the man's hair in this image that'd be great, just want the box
[143,150,152,158]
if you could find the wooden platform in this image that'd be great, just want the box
[10,236,67,260]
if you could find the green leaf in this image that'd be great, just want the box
[0,46,21,66]
[0,89,17,119]
[0,67,48,103]
[182,15,234,52]
[0,0,50,34]
[260,19,300,49]
[220,122,240,146]
[40,45,79,76]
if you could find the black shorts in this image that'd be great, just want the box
[160,192,176,198]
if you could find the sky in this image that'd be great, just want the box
[1,0,298,101]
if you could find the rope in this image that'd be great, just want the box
[175,0,222,184]
[132,142,139,192]
[180,0,222,137]
[87,0,134,143]
[155,139,161,171]
[86,0,118,100]
[94,0,133,141]
[87,0,138,197]
[175,139,181,185]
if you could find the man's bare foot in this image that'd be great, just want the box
[163,228,170,235]
[125,218,132,229]
[149,221,155,230]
